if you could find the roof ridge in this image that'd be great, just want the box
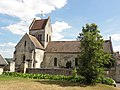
[49,41,79,42]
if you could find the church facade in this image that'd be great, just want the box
[14,17,113,73]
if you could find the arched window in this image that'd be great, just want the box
[24,41,26,47]
[22,55,25,63]
[33,63,36,68]
[49,36,51,41]
[54,58,57,66]
[75,58,78,66]
[46,34,48,42]
[38,34,42,41]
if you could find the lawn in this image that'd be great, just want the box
[0,75,119,90]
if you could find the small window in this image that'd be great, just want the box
[38,34,42,41]
[33,63,36,68]
[22,55,25,63]
[24,41,26,46]
[54,58,57,66]
[23,55,25,61]
[49,36,51,41]
[46,34,48,42]
[75,58,78,66]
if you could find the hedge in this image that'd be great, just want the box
[2,72,84,83]
[2,72,115,85]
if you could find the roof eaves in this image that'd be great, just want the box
[36,47,45,50]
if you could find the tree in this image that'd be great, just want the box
[77,23,112,84]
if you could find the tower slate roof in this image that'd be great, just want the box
[29,18,48,30]
[0,54,8,66]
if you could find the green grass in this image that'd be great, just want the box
[0,75,119,90]
[0,75,30,81]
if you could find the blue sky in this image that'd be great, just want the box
[0,0,120,58]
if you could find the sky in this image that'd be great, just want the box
[0,0,120,58]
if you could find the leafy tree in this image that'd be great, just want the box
[77,23,113,84]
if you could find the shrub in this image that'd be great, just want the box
[96,75,114,85]
[2,72,114,85]
[2,72,84,83]
[71,67,77,77]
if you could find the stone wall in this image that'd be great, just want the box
[14,33,45,72]
[44,17,52,47]
[106,65,120,83]
[42,53,79,68]
[35,49,44,68]
[14,34,35,66]
[26,68,72,76]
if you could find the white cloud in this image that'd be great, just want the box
[52,21,71,41]
[111,34,120,41]
[0,42,16,58]
[0,0,67,19]
[0,0,67,35]
[0,42,16,47]
[4,20,30,35]
[113,45,120,52]
[0,48,14,58]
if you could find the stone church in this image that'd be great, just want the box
[14,17,113,73]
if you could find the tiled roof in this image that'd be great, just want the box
[45,40,113,53]
[29,19,48,30]
[28,34,44,50]
[103,40,113,54]
[45,41,81,53]
[0,54,8,66]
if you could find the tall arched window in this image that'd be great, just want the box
[54,58,57,66]
[46,34,48,42]
[75,58,78,66]
[38,34,42,41]
[24,41,26,47]
[22,55,25,63]
[49,36,51,41]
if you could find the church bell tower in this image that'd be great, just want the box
[29,17,52,48]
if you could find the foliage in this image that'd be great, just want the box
[2,72,84,83]
[71,67,77,77]
[103,55,115,68]
[2,72,115,85]
[96,75,115,86]
[77,23,113,84]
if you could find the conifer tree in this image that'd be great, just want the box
[77,23,112,84]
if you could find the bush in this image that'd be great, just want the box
[2,72,114,85]
[71,68,77,77]
[96,75,114,85]
[2,72,84,83]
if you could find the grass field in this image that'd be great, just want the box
[0,75,119,90]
